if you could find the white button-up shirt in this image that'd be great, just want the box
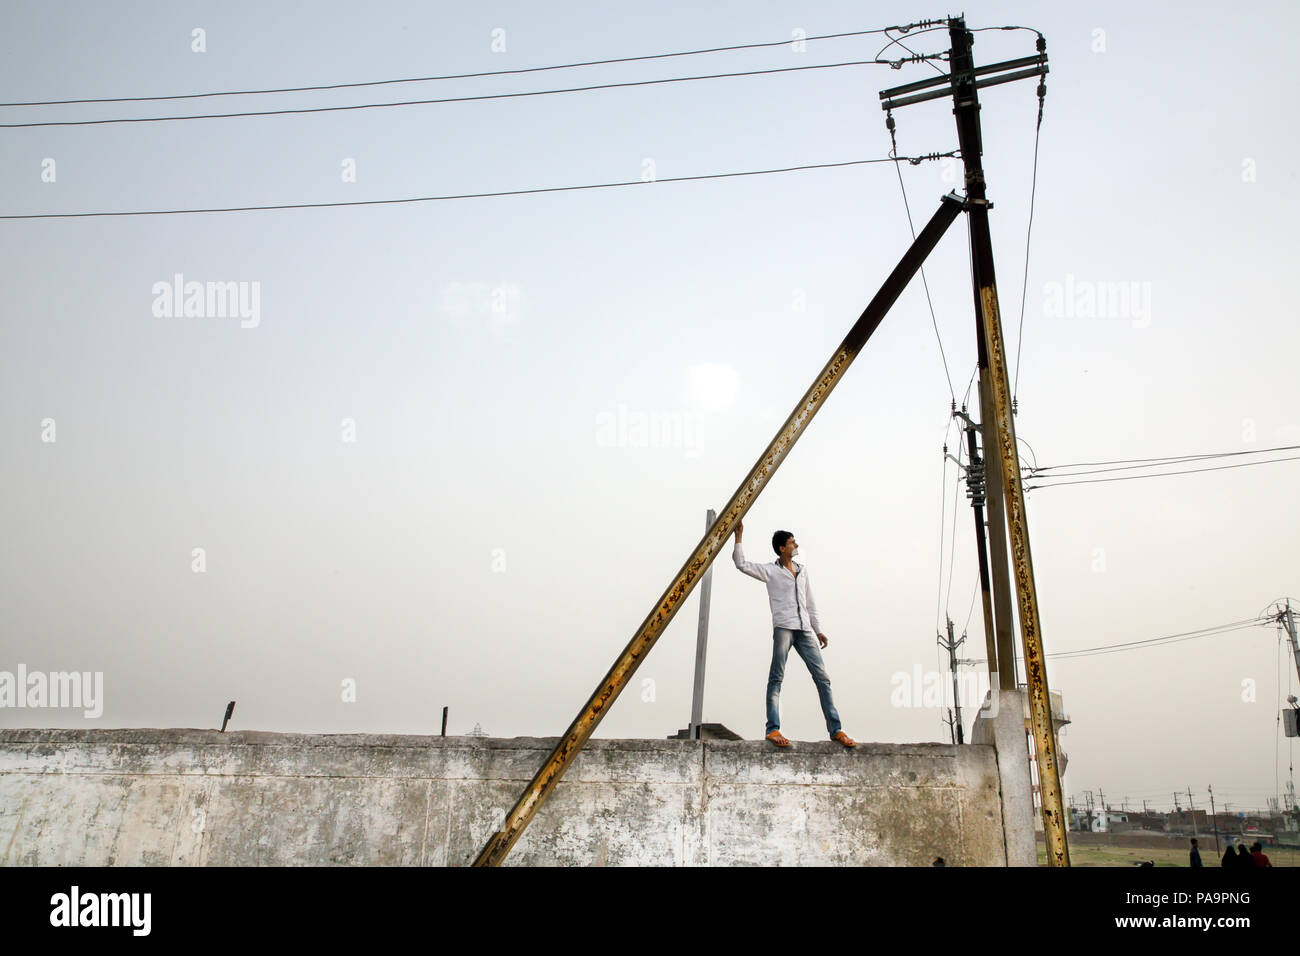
[732,541,823,634]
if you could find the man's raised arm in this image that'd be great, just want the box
[732,519,766,581]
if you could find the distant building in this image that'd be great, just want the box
[1123,811,1166,831]
[1166,809,1209,833]
[1075,808,1129,833]
[1024,687,1070,812]
[1099,810,1131,833]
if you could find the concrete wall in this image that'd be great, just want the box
[0,729,1011,866]
[969,688,1037,866]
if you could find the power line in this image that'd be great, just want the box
[963,577,980,634]
[0,58,937,129]
[944,436,964,617]
[1047,620,1264,660]
[1026,455,1300,491]
[873,23,1043,62]
[969,617,1267,664]
[960,365,978,408]
[1017,435,1040,471]
[884,108,955,402]
[0,28,930,107]
[0,154,949,220]
[1028,448,1300,480]
[1029,444,1300,474]
[1011,38,1047,407]
[877,31,949,76]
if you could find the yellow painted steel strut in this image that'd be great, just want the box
[977,283,1070,866]
[472,192,965,866]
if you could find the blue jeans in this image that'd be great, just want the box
[766,627,842,739]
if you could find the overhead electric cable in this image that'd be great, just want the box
[0,58,941,129]
[1011,42,1046,407]
[884,109,956,402]
[0,154,951,220]
[1029,444,1300,474]
[1026,456,1300,491]
[969,617,1267,663]
[0,27,938,107]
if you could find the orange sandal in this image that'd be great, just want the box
[832,731,857,748]
[766,730,791,748]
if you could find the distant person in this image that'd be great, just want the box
[1250,842,1272,868]
[1236,844,1256,867]
[733,520,855,749]
[932,856,946,867]
[1189,838,1202,867]
[1221,844,1238,867]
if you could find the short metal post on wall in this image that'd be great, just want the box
[688,508,716,740]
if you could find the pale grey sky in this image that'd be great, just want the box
[1,0,1297,816]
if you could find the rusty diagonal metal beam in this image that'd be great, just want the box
[472,192,965,866]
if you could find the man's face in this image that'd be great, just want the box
[782,537,798,559]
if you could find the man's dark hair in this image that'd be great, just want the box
[772,530,793,556]
[1191,838,1198,845]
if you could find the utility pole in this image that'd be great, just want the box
[939,617,966,743]
[881,17,1064,865]
[441,706,448,737]
[1173,793,1181,815]
[952,408,997,679]
[1208,784,1221,854]
[1282,600,1300,686]
[947,18,1064,862]
[1142,800,1149,813]
[879,16,1061,862]
[1186,787,1197,838]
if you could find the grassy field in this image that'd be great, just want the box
[1035,840,1300,867]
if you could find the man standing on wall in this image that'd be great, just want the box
[733,519,856,749]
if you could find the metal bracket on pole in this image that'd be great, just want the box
[472,192,965,866]
[878,54,1049,112]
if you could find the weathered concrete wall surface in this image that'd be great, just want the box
[0,729,1008,866]
[970,688,1035,866]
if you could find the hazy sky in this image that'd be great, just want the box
[2,1,1297,817]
